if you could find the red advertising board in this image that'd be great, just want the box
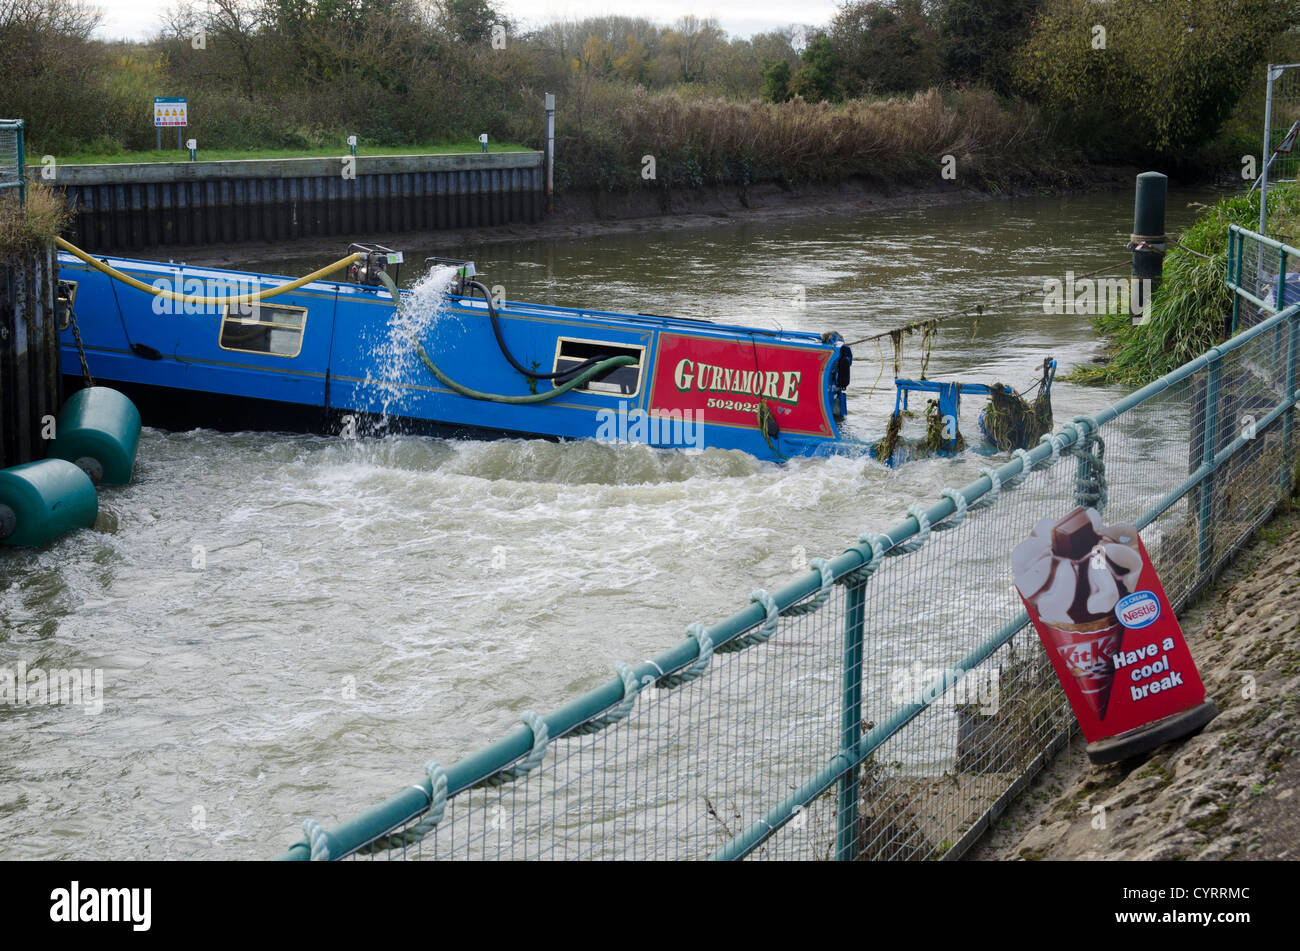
[647,333,833,437]
[1013,506,1216,757]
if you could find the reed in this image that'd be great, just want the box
[0,183,72,261]
[548,83,1059,193]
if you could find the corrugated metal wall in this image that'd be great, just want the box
[0,247,61,468]
[45,154,544,253]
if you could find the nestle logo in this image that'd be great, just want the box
[1117,591,1160,629]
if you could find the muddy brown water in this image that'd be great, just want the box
[0,188,1222,858]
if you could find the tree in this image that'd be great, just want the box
[791,34,840,102]
[830,0,942,97]
[937,0,1042,93]
[762,59,793,102]
[1014,0,1294,159]
[434,0,499,45]
[572,34,615,78]
[658,15,724,85]
[612,34,652,85]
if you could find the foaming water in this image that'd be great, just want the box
[0,188,1224,858]
[358,265,458,428]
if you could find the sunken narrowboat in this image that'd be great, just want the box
[54,242,857,462]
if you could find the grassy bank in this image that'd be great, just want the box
[49,142,532,166]
[1069,185,1300,388]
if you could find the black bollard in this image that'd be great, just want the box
[1129,171,1167,325]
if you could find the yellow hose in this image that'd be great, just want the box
[55,236,363,306]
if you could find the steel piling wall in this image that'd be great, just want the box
[32,152,544,253]
[0,246,61,468]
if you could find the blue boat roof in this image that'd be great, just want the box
[58,252,832,348]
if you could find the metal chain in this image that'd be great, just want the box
[68,311,95,387]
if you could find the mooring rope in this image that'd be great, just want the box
[1069,416,1108,511]
[658,623,715,686]
[934,488,968,530]
[302,817,331,861]
[717,590,780,653]
[843,259,1131,349]
[477,711,550,788]
[783,557,835,616]
[571,662,642,733]
[893,506,932,554]
[843,532,887,585]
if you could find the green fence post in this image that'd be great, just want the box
[1278,246,1289,312]
[835,575,866,860]
[1285,313,1299,493]
[16,121,24,207]
[1197,356,1221,583]
[1230,229,1242,335]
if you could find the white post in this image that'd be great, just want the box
[544,93,555,214]
[1260,64,1279,236]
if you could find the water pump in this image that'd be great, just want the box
[347,243,403,286]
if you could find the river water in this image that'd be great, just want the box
[0,187,1221,859]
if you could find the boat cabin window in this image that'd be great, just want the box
[219,302,307,358]
[56,280,77,330]
[553,338,644,397]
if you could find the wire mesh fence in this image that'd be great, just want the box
[1229,224,1300,332]
[0,120,24,203]
[283,226,1300,862]
[1261,64,1300,239]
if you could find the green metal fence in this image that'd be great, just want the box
[0,120,25,206]
[280,225,1300,861]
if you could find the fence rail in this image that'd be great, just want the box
[281,226,1300,861]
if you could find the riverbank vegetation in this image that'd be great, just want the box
[1069,187,1300,387]
[3,0,1297,195]
[0,184,72,260]
[53,142,531,166]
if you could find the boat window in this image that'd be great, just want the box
[554,338,644,397]
[56,280,77,331]
[219,302,307,358]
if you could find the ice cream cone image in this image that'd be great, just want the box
[1013,507,1144,723]
[1037,615,1126,719]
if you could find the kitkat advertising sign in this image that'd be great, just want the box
[647,333,833,437]
[1013,506,1216,760]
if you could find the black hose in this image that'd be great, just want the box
[464,280,611,383]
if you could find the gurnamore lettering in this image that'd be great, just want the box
[672,359,801,405]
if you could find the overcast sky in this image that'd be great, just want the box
[89,0,839,41]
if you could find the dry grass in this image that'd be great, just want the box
[558,84,1059,192]
[0,183,72,261]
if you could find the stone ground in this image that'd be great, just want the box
[967,500,1300,861]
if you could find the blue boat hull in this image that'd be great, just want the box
[56,253,854,461]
